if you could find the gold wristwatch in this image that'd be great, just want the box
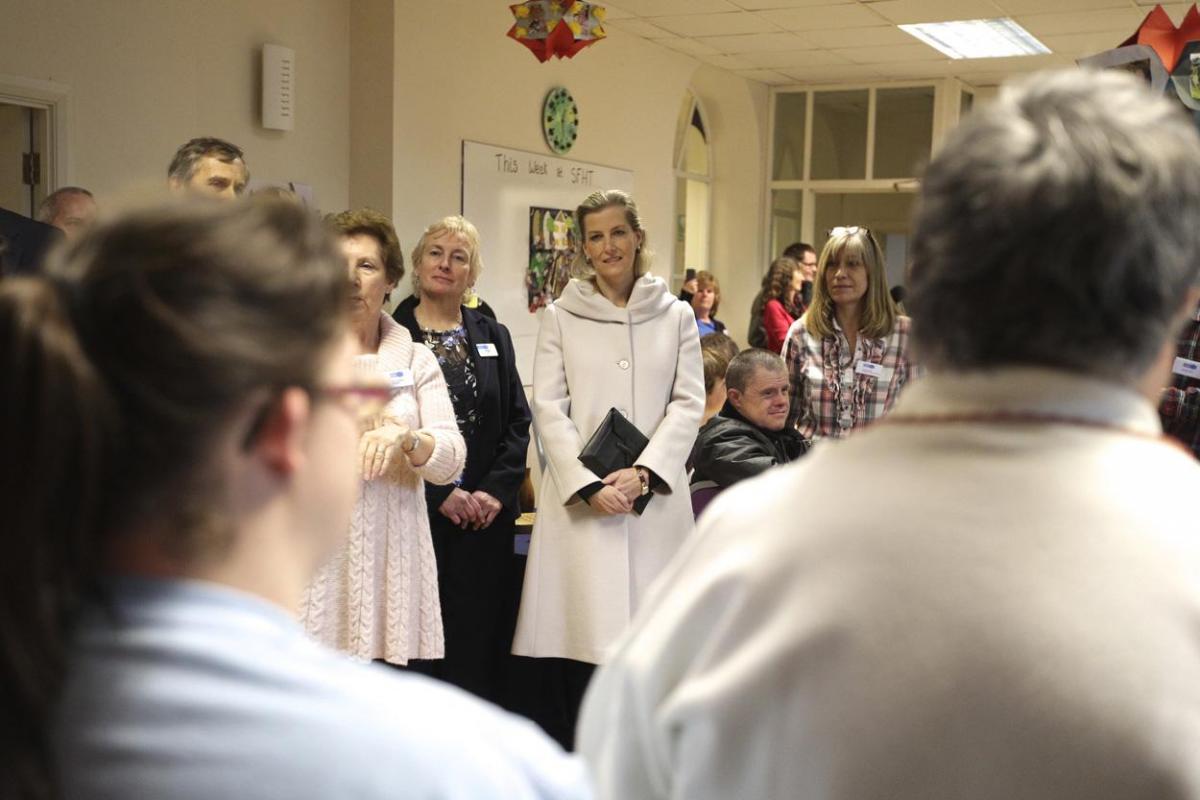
[636,467,650,497]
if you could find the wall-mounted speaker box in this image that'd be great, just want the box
[262,44,295,131]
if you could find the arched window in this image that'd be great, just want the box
[674,91,711,289]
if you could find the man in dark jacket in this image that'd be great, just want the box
[0,205,62,276]
[690,348,806,489]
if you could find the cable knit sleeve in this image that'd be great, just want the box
[408,342,466,486]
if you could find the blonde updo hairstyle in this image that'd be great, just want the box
[571,189,652,286]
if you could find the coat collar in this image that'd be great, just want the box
[891,367,1161,436]
[554,274,678,324]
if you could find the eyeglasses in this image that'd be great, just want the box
[827,225,872,238]
[241,384,399,450]
[319,384,398,425]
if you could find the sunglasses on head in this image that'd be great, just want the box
[827,225,872,238]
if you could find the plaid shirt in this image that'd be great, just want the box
[783,314,914,444]
[1159,303,1200,459]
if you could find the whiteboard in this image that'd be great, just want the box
[460,140,634,386]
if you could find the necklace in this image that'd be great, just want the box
[882,409,1188,454]
[414,304,462,333]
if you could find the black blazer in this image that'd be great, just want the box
[393,296,532,516]
[0,206,62,276]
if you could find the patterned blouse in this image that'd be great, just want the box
[783,314,914,444]
[419,325,480,451]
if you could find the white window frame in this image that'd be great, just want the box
[674,90,713,286]
[764,78,973,260]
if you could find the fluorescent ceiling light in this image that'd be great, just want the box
[900,18,1050,60]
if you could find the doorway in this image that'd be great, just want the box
[0,102,48,217]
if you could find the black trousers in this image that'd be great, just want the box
[505,656,596,751]
[408,512,517,707]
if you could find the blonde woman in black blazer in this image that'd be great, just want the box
[393,215,531,706]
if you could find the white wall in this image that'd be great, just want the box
[0,0,351,212]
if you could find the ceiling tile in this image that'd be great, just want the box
[993,0,1128,13]
[870,60,961,78]
[700,31,813,52]
[865,0,1007,24]
[780,63,890,82]
[760,4,889,29]
[1014,7,1145,35]
[599,3,635,19]
[602,18,679,39]
[731,0,858,8]
[741,48,853,68]
[606,0,739,14]
[1039,30,1139,58]
[832,42,948,63]
[701,53,761,70]
[806,25,919,47]
[648,11,781,37]
[945,53,1067,73]
[734,68,797,84]
[657,37,725,56]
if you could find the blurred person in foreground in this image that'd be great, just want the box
[0,201,589,799]
[578,68,1200,800]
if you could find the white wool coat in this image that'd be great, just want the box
[513,276,705,664]
[301,314,465,665]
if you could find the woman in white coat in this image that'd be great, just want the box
[513,189,704,746]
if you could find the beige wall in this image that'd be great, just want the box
[377,0,767,341]
[0,0,351,212]
[0,0,768,340]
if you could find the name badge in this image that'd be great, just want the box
[855,361,884,378]
[387,369,415,389]
[1173,357,1200,379]
[476,343,499,358]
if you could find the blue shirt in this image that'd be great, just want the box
[697,318,719,337]
[56,577,591,800]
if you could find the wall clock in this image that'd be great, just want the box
[543,86,579,155]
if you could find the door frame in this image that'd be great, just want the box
[0,73,71,190]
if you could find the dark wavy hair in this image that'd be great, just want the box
[763,256,800,303]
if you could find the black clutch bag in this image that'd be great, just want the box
[578,408,653,515]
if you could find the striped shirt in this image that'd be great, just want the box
[783,314,914,444]
[1159,304,1200,459]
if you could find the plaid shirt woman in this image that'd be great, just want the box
[783,227,915,443]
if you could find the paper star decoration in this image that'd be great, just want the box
[1120,4,1200,72]
[508,1,607,63]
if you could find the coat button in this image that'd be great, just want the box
[617,359,630,370]
[618,407,630,418]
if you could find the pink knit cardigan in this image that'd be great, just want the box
[301,314,466,664]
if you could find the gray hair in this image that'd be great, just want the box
[36,186,93,224]
[726,348,786,394]
[908,69,1200,381]
[167,137,248,185]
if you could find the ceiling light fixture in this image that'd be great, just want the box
[899,18,1050,60]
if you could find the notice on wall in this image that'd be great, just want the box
[461,140,634,386]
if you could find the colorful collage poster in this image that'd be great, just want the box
[526,206,577,312]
